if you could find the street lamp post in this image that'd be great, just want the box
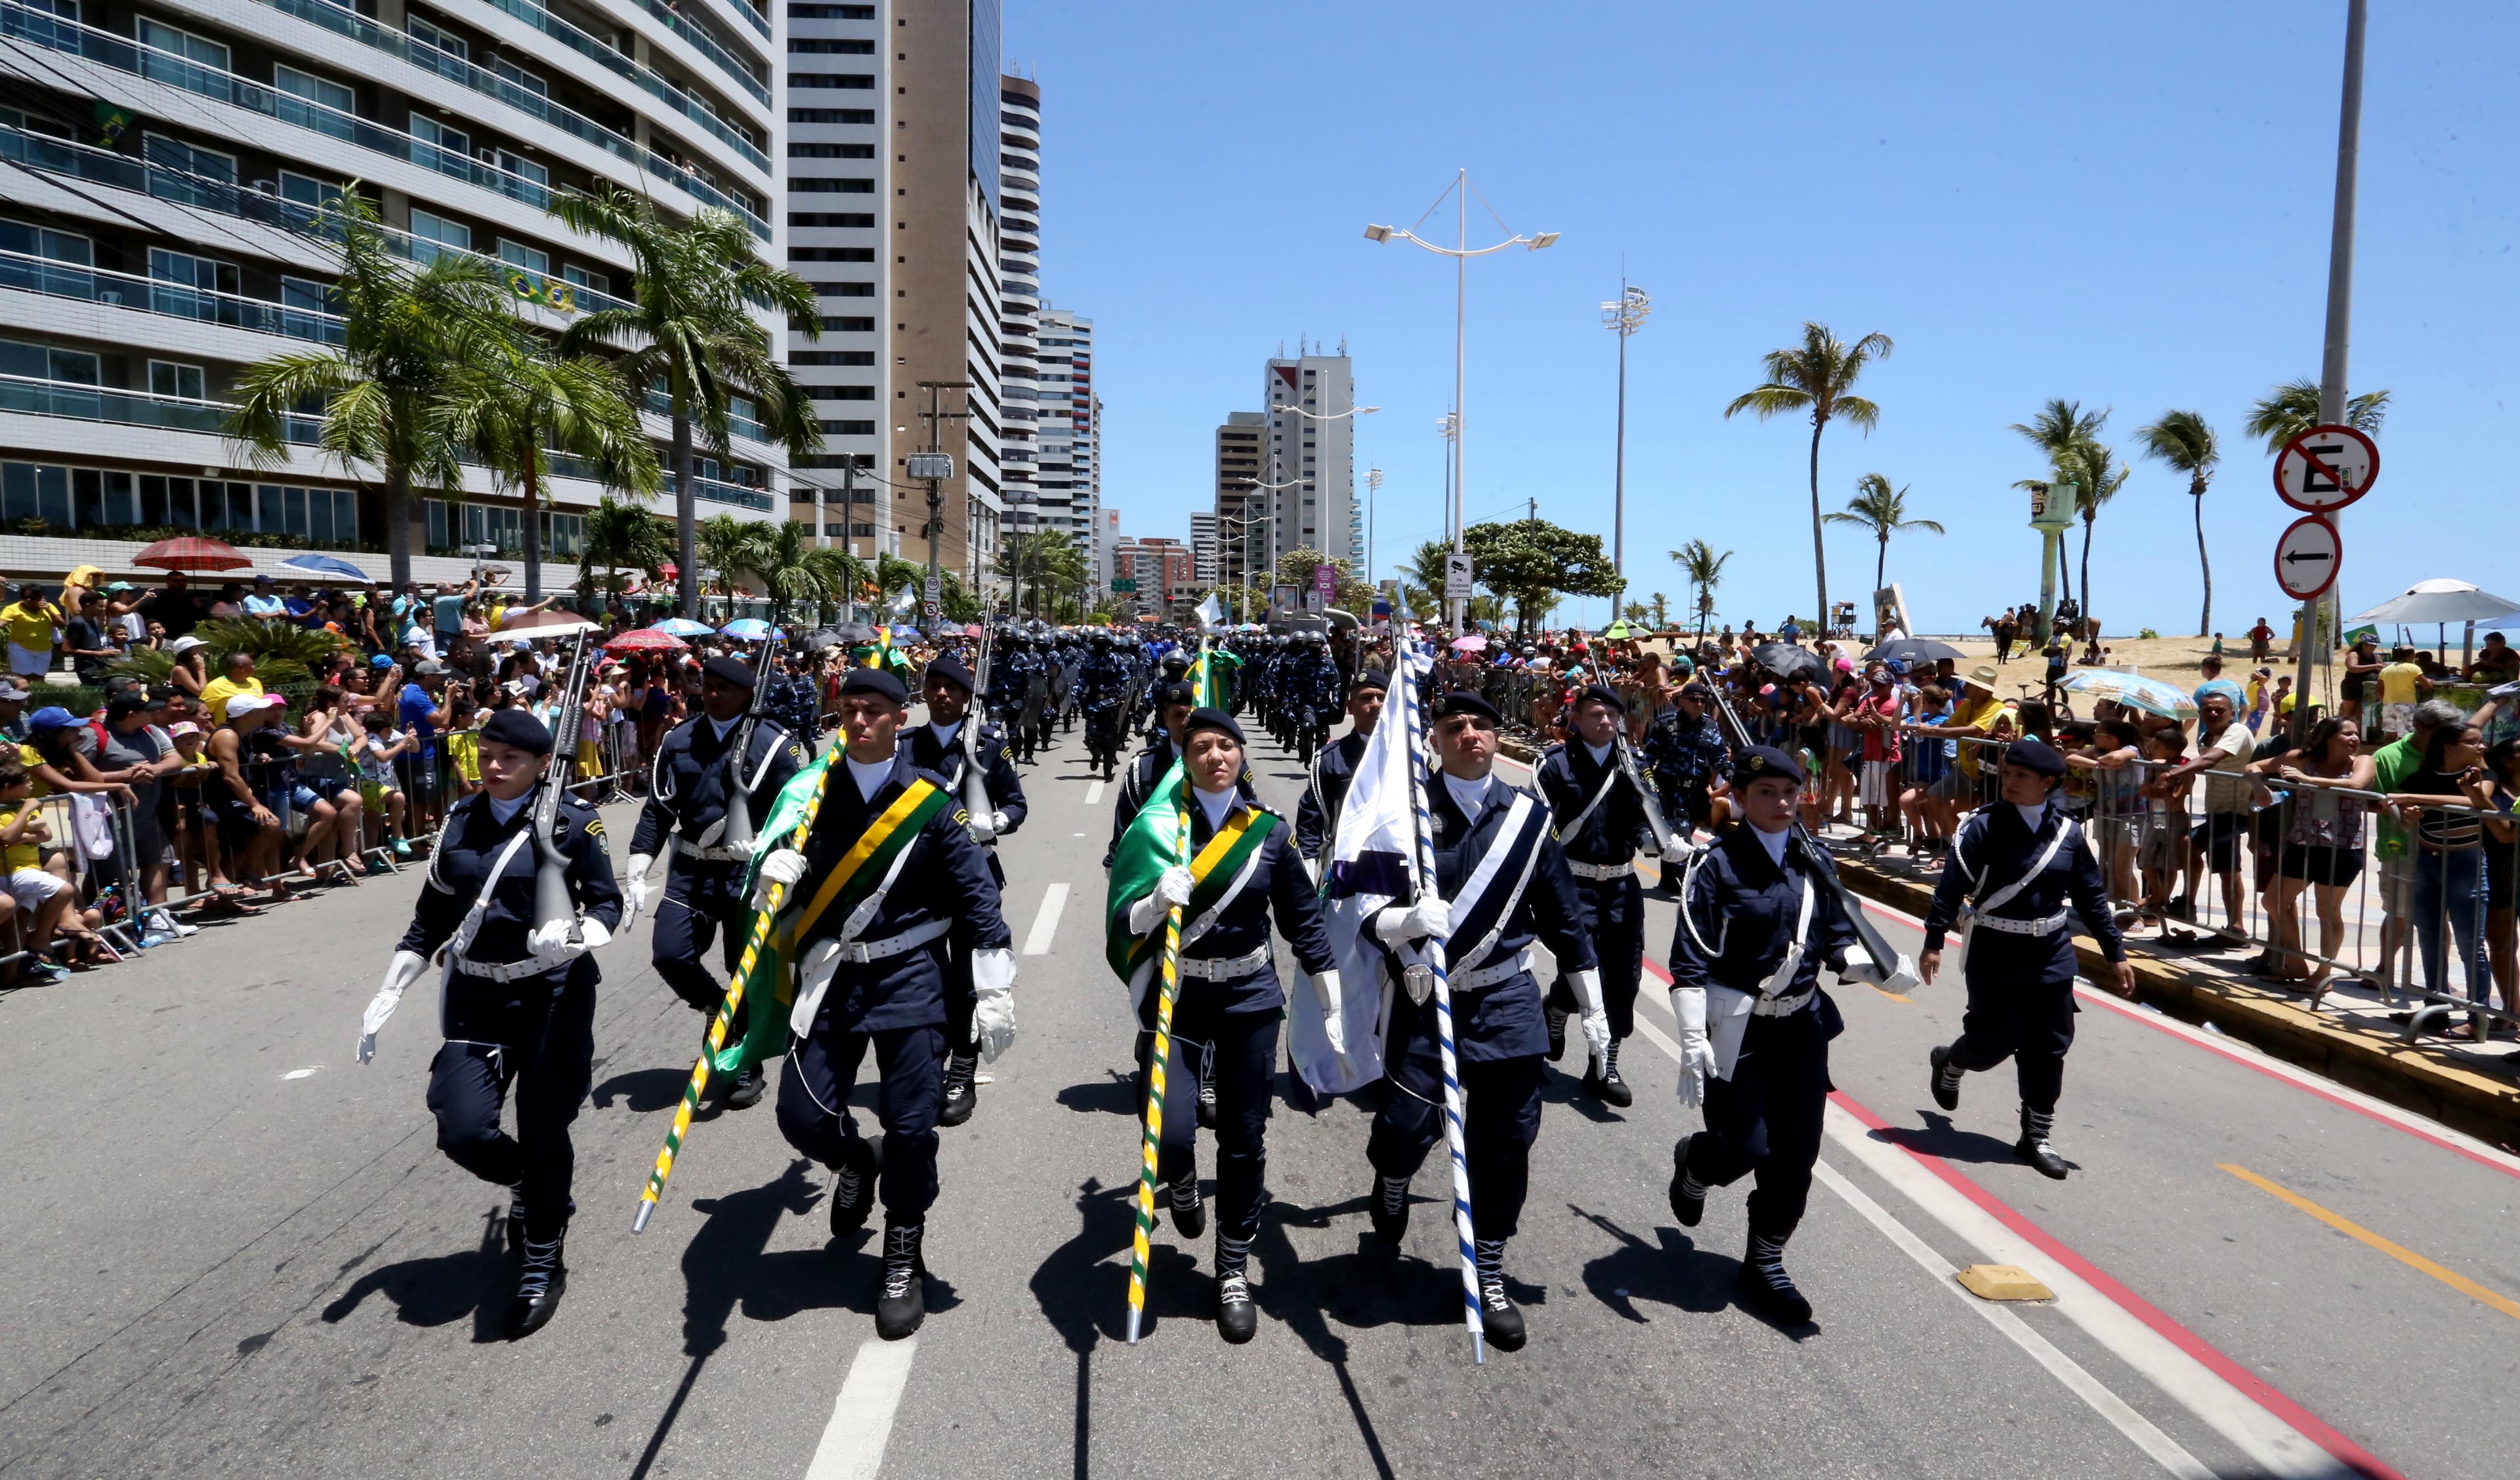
[1366,172,1558,636]
[1216,507,1270,623]
[1267,398,1379,611]
[1364,466,1384,597]
[1601,281,1650,626]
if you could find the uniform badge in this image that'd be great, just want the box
[1431,813,1447,840]
[584,818,606,840]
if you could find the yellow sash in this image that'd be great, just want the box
[779,779,944,949]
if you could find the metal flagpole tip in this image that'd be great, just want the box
[1126,1310,1142,1345]
[632,1202,654,1235]
[1472,1332,1485,1364]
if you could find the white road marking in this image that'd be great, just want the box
[804,1334,918,1480]
[1085,780,1106,805]
[1024,882,1069,956]
[1811,1161,2213,1479]
[282,1068,319,1080]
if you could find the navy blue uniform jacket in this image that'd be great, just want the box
[1126,797,1337,1022]
[1666,827,1859,1003]
[1534,740,1656,865]
[631,712,808,865]
[1105,736,1255,869]
[1294,729,1367,859]
[400,791,625,1043]
[1920,802,2127,977]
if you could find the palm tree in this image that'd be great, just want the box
[2244,378,2389,453]
[728,516,863,626]
[578,497,675,608]
[1724,322,1893,631]
[2134,410,2221,637]
[996,530,1085,618]
[225,192,499,586]
[696,512,758,608]
[434,331,658,600]
[1821,472,1943,605]
[1671,538,1732,642]
[1648,591,1670,629]
[553,187,822,617]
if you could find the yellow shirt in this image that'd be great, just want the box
[14,743,51,798]
[1950,693,2008,776]
[2378,662,2423,706]
[198,676,264,724]
[446,728,482,784]
[1,600,57,653]
[0,802,39,871]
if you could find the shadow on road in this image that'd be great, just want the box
[1055,1071,1141,1117]
[1874,1112,2045,1168]
[1568,1203,1732,1323]
[591,1067,690,1112]
[318,1209,507,1343]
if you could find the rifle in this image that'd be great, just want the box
[1612,733,1677,855]
[1699,673,1920,993]
[717,630,786,857]
[962,622,993,834]
[531,628,594,946]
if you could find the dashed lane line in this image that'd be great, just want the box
[804,1334,919,1480]
[1024,882,1069,957]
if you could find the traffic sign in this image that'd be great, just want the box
[1444,552,1473,600]
[924,573,942,600]
[921,601,939,619]
[2273,424,2378,513]
[1111,578,1136,593]
[2274,514,2341,602]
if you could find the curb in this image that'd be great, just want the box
[1830,857,2520,1151]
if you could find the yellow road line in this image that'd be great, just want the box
[2219,1162,2520,1323]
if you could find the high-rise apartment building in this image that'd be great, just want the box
[1032,304,1095,558]
[1262,351,1359,573]
[1188,510,1216,586]
[786,0,886,556]
[0,0,788,580]
[1211,409,1263,592]
[994,73,1040,543]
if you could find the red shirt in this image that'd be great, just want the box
[1857,688,1902,762]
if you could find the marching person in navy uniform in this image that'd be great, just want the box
[752,667,1016,1340]
[1107,679,1257,872]
[1293,667,1388,869]
[906,653,1027,1128]
[625,655,808,1109]
[1919,737,2135,1178]
[1643,680,1730,861]
[1111,707,1341,1342]
[358,709,623,1340]
[1537,684,1660,1107]
[1663,746,1860,1326]
[1366,689,1605,1352]
[1135,649,1193,740]
[1076,631,1132,780]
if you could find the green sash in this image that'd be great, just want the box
[1114,792,1280,982]
[778,777,956,953]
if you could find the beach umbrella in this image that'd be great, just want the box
[1448,633,1488,653]
[605,627,689,653]
[721,617,776,640]
[1864,637,1965,666]
[655,617,715,637]
[2059,669,2199,722]
[497,609,604,640]
[1750,642,1826,684]
[276,553,373,583]
[2349,578,2520,628]
[133,536,249,572]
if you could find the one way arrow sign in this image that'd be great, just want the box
[2274,514,2341,601]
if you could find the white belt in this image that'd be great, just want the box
[450,953,563,983]
[1175,944,1270,981]
[1451,947,1533,992]
[675,836,749,863]
[1566,859,1633,881]
[1753,986,1815,1017]
[818,916,952,965]
[1971,909,2071,937]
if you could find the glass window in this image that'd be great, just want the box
[35,464,68,528]
[425,498,451,551]
[0,218,93,266]
[0,463,32,523]
[200,480,249,532]
[332,489,358,544]
[137,18,230,73]
[149,361,206,400]
[408,207,470,264]
[406,16,469,61]
[490,57,548,98]
[497,239,549,275]
[143,133,237,209]
[409,115,469,161]
[277,171,339,210]
[274,66,354,114]
[561,264,607,294]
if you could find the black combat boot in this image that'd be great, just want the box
[828,1137,879,1236]
[505,1229,566,1340]
[1213,1232,1258,1344]
[1735,1229,1813,1325]
[504,1183,527,1254]
[937,1050,979,1127]
[1667,1136,1705,1227]
[724,1063,765,1110]
[1929,1043,1963,1112]
[1169,1176,1206,1240]
[874,1221,927,1340]
[1544,1005,1569,1062]
[1474,1239,1525,1351]
[1369,1173,1410,1246]
[1584,1038,1635,1108]
[2017,1106,2070,1179]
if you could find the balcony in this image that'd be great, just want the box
[644,389,768,444]
[462,0,770,162]
[621,0,768,106]
[0,247,348,345]
[692,477,772,512]
[0,371,319,441]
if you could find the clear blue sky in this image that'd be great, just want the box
[1007,1,2517,637]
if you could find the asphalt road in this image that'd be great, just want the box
[2,710,2513,1479]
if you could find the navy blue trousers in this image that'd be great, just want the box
[1948,945,2079,1114]
[425,974,595,1239]
[1368,996,1547,1243]
[776,1023,946,1222]
[1688,1004,1830,1238]
[1135,1000,1278,1243]
[653,864,751,1040]
[1548,873,1643,1038]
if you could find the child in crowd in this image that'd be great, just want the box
[2134,727,2191,928]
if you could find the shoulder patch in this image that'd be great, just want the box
[583,816,607,840]
[950,807,971,827]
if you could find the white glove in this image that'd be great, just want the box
[578,918,612,951]
[1568,967,1613,1073]
[529,918,587,963]
[1374,895,1452,947]
[1313,967,1349,1061]
[623,853,653,926]
[990,810,1010,834]
[973,947,1017,1062]
[358,949,429,1064]
[1127,864,1196,935]
[967,810,998,843]
[751,846,807,913]
[1668,985,1718,1109]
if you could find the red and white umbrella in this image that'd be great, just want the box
[133,536,250,572]
[604,626,690,653]
[495,609,604,640]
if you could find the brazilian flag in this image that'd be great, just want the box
[712,747,833,1075]
[1102,643,1251,998]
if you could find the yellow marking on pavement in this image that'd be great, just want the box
[2219,1162,2520,1323]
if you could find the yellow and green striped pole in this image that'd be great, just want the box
[633,757,833,1233]
[1126,640,1204,1342]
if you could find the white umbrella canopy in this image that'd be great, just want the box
[2349,579,2520,627]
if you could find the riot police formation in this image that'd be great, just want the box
[1051,632,1082,733]
[1642,680,1731,870]
[1920,737,2135,1178]
[984,632,1037,762]
[753,667,1016,1340]
[1534,684,1662,1108]
[360,709,623,1339]
[904,653,1028,1128]
[1364,688,1604,1352]
[626,655,810,1109]
[1076,630,1132,779]
[1135,649,1192,741]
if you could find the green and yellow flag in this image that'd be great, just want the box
[1102,644,1265,996]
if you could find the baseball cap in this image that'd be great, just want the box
[371,653,395,668]
[0,680,26,702]
[225,693,283,718]
[28,706,80,731]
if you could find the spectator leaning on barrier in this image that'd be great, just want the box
[2365,698,2462,996]
[2387,718,2496,1037]
[2479,737,2518,1035]
[398,661,455,833]
[2151,689,2252,935]
[0,757,77,983]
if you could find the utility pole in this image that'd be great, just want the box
[909,380,971,623]
[2295,0,2366,746]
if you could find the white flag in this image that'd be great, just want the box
[1288,646,1430,1093]
[1195,592,1226,629]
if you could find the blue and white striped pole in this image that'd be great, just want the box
[1398,640,1486,1363]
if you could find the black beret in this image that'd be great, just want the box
[481,708,554,756]
[1677,682,1712,701]
[1576,683,1626,714]
[703,654,757,688]
[1158,680,1198,709]
[923,655,975,693]
[839,667,909,704]
[2003,736,2067,778]
[1733,745,1805,787]
[1349,668,1390,693]
[1435,689,1500,723]
[1183,707,1244,745]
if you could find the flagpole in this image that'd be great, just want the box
[1398,640,1486,1363]
[1125,634,1205,1343]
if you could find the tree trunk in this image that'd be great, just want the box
[673,414,698,619]
[1806,417,1829,638]
[1873,536,1887,615]
[2192,476,2213,638]
[385,463,413,589]
[520,439,543,603]
[2078,512,2095,631]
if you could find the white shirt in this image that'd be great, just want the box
[2013,801,2050,832]
[847,754,892,802]
[929,719,962,749]
[1192,784,1238,831]
[1443,770,1493,824]
[486,791,530,827]
[1750,822,1790,867]
[708,713,740,741]
[1584,739,1614,768]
